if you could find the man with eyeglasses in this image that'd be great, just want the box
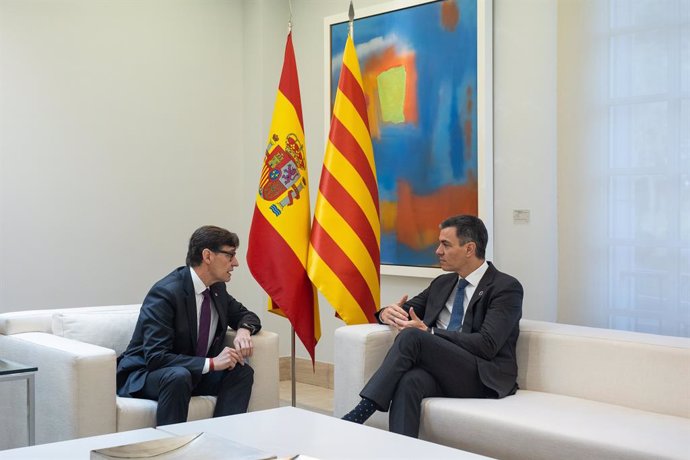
[116,225,261,426]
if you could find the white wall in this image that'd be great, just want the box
[0,0,559,364]
[493,0,558,322]
[0,0,246,309]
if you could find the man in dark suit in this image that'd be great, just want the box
[116,225,262,426]
[342,215,523,437]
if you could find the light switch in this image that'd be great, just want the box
[513,209,530,224]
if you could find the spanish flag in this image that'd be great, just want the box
[307,33,380,325]
[247,31,320,361]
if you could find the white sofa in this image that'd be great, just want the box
[0,304,279,449]
[334,319,690,460]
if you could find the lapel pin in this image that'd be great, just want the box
[478,291,484,297]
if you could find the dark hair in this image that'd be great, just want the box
[186,225,240,267]
[440,215,488,259]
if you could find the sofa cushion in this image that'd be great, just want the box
[52,310,139,356]
[419,390,690,460]
[0,310,56,335]
[517,319,690,418]
[116,397,157,431]
[116,396,217,431]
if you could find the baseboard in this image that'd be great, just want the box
[279,357,333,390]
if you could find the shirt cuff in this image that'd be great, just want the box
[202,358,210,374]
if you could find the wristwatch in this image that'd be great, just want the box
[241,323,257,334]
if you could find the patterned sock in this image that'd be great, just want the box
[342,398,378,424]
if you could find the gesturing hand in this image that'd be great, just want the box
[380,295,409,331]
[404,308,428,331]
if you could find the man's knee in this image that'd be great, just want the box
[236,364,254,383]
[224,364,254,384]
[395,327,427,350]
[399,369,424,387]
[160,367,193,392]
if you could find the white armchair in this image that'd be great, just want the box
[0,305,279,449]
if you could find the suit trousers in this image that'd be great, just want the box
[137,363,254,426]
[360,328,493,437]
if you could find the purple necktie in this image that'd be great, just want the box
[196,289,211,357]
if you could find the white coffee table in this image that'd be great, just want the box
[159,406,490,459]
[0,428,173,459]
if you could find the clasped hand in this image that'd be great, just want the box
[380,295,427,331]
[213,329,254,370]
[213,346,245,370]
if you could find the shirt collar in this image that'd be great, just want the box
[189,266,208,296]
[461,260,489,286]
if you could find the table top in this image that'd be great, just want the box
[0,359,37,376]
[159,406,491,459]
[0,429,173,459]
[0,407,492,459]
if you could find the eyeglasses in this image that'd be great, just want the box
[213,249,237,259]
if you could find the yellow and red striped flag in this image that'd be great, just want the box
[247,31,320,361]
[307,33,380,325]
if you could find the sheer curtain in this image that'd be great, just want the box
[557,0,689,337]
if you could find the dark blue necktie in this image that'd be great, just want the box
[196,289,211,357]
[447,279,470,331]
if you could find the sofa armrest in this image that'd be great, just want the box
[0,333,117,448]
[334,324,397,418]
[224,329,279,411]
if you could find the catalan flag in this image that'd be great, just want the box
[247,31,320,361]
[307,33,380,325]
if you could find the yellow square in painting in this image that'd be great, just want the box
[376,65,406,124]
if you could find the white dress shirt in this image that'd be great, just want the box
[436,260,489,330]
[190,267,219,373]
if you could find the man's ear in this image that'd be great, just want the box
[202,248,212,264]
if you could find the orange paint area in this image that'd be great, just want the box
[441,0,460,31]
[383,174,478,251]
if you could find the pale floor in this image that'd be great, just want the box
[279,380,334,416]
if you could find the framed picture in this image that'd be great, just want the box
[325,0,493,278]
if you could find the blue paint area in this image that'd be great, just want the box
[381,238,440,267]
[330,0,478,267]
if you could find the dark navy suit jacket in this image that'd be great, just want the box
[377,262,523,398]
[116,266,261,397]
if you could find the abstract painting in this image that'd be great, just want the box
[328,0,490,272]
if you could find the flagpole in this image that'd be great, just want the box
[291,326,296,407]
[287,3,297,409]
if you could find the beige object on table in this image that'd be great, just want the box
[91,432,275,460]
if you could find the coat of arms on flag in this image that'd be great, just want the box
[260,133,307,216]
